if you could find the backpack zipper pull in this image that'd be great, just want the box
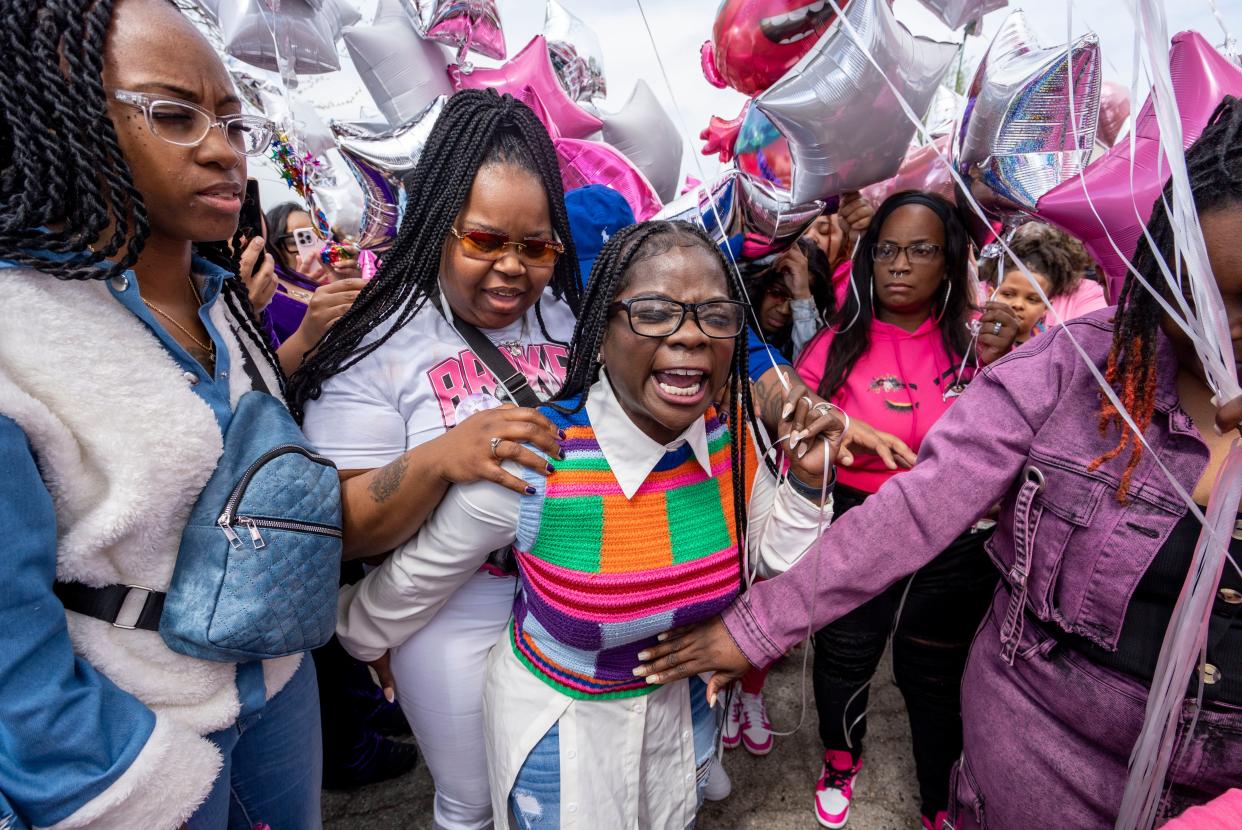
[240,516,266,550]
[218,514,244,550]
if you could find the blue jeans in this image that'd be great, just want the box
[509,677,716,829]
[188,659,323,829]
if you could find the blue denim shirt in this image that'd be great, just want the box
[0,256,266,828]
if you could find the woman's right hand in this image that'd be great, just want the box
[435,404,566,494]
[297,278,364,344]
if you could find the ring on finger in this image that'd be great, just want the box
[489,436,503,458]
[800,395,815,409]
[991,320,1003,336]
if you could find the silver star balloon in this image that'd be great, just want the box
[755,0,958,203]
[329,96,447,252]
[957,11,1102,210]
[207,0,346,76]
[543,0,607,103]
[655,170,824,261]
[915,0,1008,31]
[343,0,453,128]
[599,80,683,202]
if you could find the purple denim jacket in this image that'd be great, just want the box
[724,307,1211,667]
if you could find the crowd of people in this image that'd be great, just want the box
[0,1,1239,829]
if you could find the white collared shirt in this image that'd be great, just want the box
[336,375,833,829]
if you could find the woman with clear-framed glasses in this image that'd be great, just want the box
[334,220,844,828]
[789,191,1021,830]
[0,0,335,827]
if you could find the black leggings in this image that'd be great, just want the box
[812,486,998,817]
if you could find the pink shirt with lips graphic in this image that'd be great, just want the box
[302,292,577,472]
[795,315,971,495]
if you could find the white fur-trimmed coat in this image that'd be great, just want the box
[0,266,301,829]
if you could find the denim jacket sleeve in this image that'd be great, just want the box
[722,321,1081,666]
[0,416,218,829]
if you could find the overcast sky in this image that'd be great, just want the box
[253,0,1237,210]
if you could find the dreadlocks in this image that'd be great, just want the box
[287,89,583,420]
[816,190,975,400]
[1091,95,1242,501]
[551,220,762,578]
[0,0,284,394]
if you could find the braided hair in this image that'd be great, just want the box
[551,220,763,575]
[287,89,582,420]
[816,190,975,400]
[0,0,284,394]
[1091,95,1242,501]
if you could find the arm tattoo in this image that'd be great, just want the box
[752,371,787,432]
[367,453,409,504]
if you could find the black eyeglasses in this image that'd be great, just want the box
[608,298,747,339]
[872,242,943,264]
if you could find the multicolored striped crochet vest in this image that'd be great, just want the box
[510,400,752,699]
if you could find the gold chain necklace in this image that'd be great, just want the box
[142,273,215,358]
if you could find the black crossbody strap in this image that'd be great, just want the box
[452,318,542,408]
[54,581,166,631]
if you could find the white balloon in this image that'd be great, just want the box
[343,0,453,128]
[599,80,683,202]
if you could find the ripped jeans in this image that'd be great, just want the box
[508,676,715,829]
[812,486,997,817]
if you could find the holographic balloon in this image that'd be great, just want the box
[555,139,662,222]
[655,170,824,260]
[702,0,851,96]
[330,96,447,251]
[755,0,958,203]
[733,106,792,190]
[449,35,603,140]
[343,0,453,128]
[957,11,1102,211]
[1036,31,1242,297]
[599,80,684,202]
[915,0,1008,31]
[544,0,607,103]
[408,0,505,66]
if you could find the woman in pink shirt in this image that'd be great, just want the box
[793,191,1020,830]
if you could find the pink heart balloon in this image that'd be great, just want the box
[555,138,663,221]
[1035,31,1242,299]
[449,35,603,139]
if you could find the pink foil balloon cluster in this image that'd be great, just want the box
[1035,31,1242,297]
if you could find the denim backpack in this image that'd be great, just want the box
[160,389,343,662]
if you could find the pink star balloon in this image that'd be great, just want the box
[554,139,663,221]
[1035,31,1242,298]
[449,35,603,140]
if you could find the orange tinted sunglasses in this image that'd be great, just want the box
[449,226,564,267]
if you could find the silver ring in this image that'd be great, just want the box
[812,403,834,417]
[489,436,502,458]
[991,320,1003,336]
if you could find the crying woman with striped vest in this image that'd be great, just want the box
[336,220,841,828]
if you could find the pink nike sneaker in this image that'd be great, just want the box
[739,690,773,756]
[814,749,862,828]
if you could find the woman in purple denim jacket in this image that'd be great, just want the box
[636,99,1242,828]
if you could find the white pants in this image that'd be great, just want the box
[391,570,517,830]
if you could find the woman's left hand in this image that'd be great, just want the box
[778,381,846,470]
[239,236,277,313]
[633,617,753,703]
[975,301,1022,366]
[1215,394,1242,437]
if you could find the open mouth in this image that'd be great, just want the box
[759,0,840,46]
[652,367,707,403]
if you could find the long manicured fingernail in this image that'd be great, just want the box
[636,650,651,661]
[789,431,802,450]
[645,675,659,685]
[657,632,669,642]
[384,688,395,703]
[708,691,718,707]
[781,402,795,420]
[632,665,647,676]
[558,429,567,439]
[525,486,536,495]
[559,449,567,460]
[546,463,556,473]
[797,443,808,459]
